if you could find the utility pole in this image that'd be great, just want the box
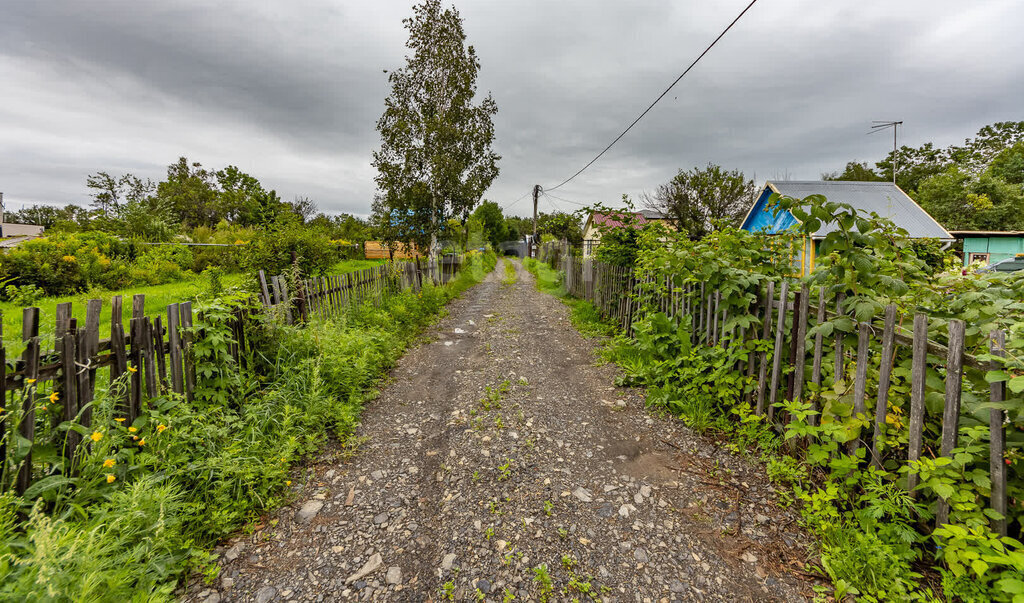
[531,184,540,258]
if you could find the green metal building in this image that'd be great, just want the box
[951,230,1024,266]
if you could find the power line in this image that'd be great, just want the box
[501,189,533,211]
[541,191,588,207]
[544,0,760,192]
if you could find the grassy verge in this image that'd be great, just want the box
[0,251,496,601]
[0,260,391,355]
[522,258,615,338]
[502,259,517,285]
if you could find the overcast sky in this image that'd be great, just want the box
[2,0,1022,219]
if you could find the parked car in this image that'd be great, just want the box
[978,254,1024,273]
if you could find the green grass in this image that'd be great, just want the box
[327,258,386,274]
[522,258,616,338]
[0,260,390,355]
[0,251,497,601]
[0,273,248,354]
[502,259,518,285]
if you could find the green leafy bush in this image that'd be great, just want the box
[0,231,133,296]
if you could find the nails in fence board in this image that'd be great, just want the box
[54,302,72,355]
[15,335,40,495]
[258,270,272,308]
[834,293,846,383]
[75,327,92,431]
[61,325,80,467]
[180,303,195,402]
[870,304,898,468]
[849,322,871,456]
[907,313,928,496]
[768,281,789,423]
[936,319,966,529]
[989,330,1008,536]
[167,304,184,395]
[756,281,775,416]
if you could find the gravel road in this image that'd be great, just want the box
[185,258,815,602]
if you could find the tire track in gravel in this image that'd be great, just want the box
[185,258,816,603]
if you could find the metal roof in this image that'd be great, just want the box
[765,181,953,240]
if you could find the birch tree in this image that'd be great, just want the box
[371,0,499,255]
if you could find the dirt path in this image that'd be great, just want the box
[187,259,814,602]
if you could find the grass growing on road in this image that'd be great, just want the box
[502,259,518,285]
[0,251,496,601]
[523,258,615,338]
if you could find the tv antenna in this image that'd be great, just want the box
[869,120,902,184]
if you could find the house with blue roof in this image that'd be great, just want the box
[739,181,953,276]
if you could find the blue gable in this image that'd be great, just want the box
[741,186,800,234]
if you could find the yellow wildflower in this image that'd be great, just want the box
[156,424,167,433]
[138,438,145,447]
[90,431,103,442]
[285,480,292,486]
[48,391,59,403]
[62,255,77,263]
[127,366,138,373]
[103,458,116,468]
[26,379,37,385]
[106,474,116,483]
[115,418,126,423]
[128,426,137,433]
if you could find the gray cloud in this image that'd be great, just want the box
[1,0,1022,218]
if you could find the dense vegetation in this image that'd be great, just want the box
[0,250,496,600]
[549,195,1024,601]
[825,121,1024,231]
[1,158,372,300]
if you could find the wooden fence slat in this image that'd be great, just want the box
[180,302,195,402]
[791,285,810,404]
[988,330,1008,536]
[128,318,143,419]
[75,327,92,431]
[142,317,158,398]
[167,304,184,395]
[153,315,168,392]
[810,287,826,425]
[870,304,898,468]
[936,319,966,527]
[768,280,789,423]
[132,294,145,321]
[61,325,80,466]
[54,302,72,354]
[0,341,5,472]
[849,322,871,456]
[755,281,775,416]
[257,270,272,308]
[834,293,846,383]
[16,309,40,495]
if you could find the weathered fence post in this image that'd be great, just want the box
[935,319,965,528]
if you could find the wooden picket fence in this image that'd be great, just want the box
[539,243,1015,537]
[0,254,462,496]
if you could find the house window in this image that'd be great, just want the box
[968,252,990,265]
